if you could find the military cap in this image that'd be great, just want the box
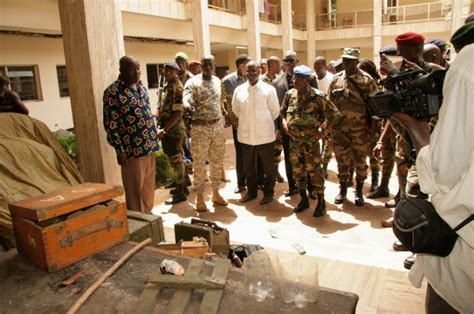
[293,65,313,77]
[378,44,397,56]
[341,47,360,60]
[164,61,180,71]
[451,22,474,48]
[189,60,201,66]
[175,52,189,61]
[395,32,425,45]
[426,38,448,47]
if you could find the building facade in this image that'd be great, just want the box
[1,0,472,131]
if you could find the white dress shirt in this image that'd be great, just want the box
[232,80,280,146]
[409,44,474,312]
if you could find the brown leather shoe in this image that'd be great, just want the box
[240,193,257,203]
[259,195,273,205]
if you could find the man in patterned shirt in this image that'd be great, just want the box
[103,55,159,213]
[183,55,227,212]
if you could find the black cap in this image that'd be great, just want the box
[164,61,180,71]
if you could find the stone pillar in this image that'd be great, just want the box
[58,0,123,185]
[450,0,464,35]
[281,0,293,53]
[306,0,316,66]
[246,0,261,61]
[191,0,211,58]
[373,0,383,66]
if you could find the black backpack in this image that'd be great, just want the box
[393,197,473,257]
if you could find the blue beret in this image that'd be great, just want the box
[164,61,180,71]
[426,38,448,47]
[293,65,313,77]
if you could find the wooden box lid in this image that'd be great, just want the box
[8,182,124,222]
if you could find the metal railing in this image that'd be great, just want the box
[315,10,374,30]
[259,3,281,24]
[207,0,245,15]
[292,14,306,30]
[382,2,452,24]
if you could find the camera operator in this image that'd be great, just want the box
[389,23,474,313]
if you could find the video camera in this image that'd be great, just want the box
[368,69,446,119]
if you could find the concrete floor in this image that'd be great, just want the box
[150,128,426,313]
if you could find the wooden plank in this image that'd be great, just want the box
[136,283,161,314]
[167,258,204,314]
[199,258,231,314]
[149,275,224,289]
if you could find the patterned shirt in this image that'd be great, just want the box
[158,77,186,137]
[222,71,246,129]
[103,78,159,159]
[183,74,223,121]
[281,87,341,142]
[328,69,379,128]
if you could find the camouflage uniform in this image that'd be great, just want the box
[281,88,341,193]
[261,73,283,167]
[183,75,225,193]
[328,69,378,184]
[158,78,186,185]
[380,121,396,186]
[178,70,194,87]
[389,61,437,199]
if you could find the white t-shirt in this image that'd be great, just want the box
[316,71,334,94]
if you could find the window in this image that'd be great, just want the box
[0,65,42,101]
[146,63,164,89]
[56,65,69,97]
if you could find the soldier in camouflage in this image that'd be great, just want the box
[328,48,379,207]
[157,61,187,205]
[183,55,227,212]
[281,65,341,217]
[175,52,194,86]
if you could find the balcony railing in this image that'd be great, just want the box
[315,10,374,30]
[382,2,452,24]
[259,3,281,24]
[292,14,306,30]
[207,0,245,15]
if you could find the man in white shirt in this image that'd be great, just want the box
[313,56,334,94]
[232,61,280,205]
[391,23,474,312]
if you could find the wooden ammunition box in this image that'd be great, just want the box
[127,210,165,245]
[174,219,230,254]
[9,183,129,272]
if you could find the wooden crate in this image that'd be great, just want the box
[9,183,129,272]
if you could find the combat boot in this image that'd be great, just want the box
[212,187,228,206]
[294,190,309,213]
[195,192,207,212]
[385,190,401,208]
[334,182,347,204]
[370,172,379,192]
[367,178,389,199]
[354,181,365,207]
[165,184,187,205]
[313,193,327,217]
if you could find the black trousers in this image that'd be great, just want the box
[242,142,276,197]
[282,130,296,190]
[232,127,246,188]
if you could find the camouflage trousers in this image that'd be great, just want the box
[289,138,324,193]
[162,134,185,185]
[380,130,396,183]
[368,130,381,175]
[322,132,333,165]
[190,121,225,193]
[332,125,369,183]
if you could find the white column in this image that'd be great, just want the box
[58,0,123,184]
[450,0,464,35]
[246,0,261,61]
[306,0,316,65]
[191,0,211,58]
[281,0,293,53]
[373,0,383,66]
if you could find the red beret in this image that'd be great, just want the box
[395,32,425,45]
